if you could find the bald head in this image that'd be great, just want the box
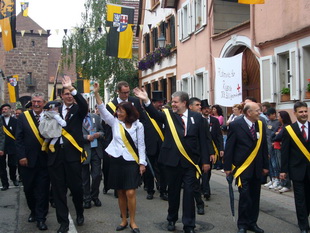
[243,102,260,123]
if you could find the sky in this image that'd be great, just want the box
[16,0,87,47]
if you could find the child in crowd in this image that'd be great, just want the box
[39,101,66,152]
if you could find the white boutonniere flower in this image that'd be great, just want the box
[256,132,260,139]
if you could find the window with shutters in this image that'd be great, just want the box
[299,37,310,99]
[144,33,150,55]
[152,27,158,50]
[167,15,176,47]
[275,42,300,101]
[193,0,207,30]
[181,74,193,97]
[178,1,191,41]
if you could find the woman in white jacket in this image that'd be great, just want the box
[94,83,146,233]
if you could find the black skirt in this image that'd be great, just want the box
[108,156,141,190]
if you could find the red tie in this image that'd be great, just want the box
[179,114,185,135]
[65,107,70,120]
[250,124,256,140]
[301,125,307,141]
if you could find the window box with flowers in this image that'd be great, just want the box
[138,44,173,71]
[280,87,290,102]
[305,79,310,99]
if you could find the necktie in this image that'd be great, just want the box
[250,124,256,140]
[301,125,307,141]
[65,107,70,120]
[179,114,186,135]
[34,114,40,124]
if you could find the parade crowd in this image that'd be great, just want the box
[0,76,309,233]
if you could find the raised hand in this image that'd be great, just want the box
[93,82,100,93]
[133,87,149,102]
[62,75,73,89]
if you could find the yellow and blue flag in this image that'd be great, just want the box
[21,2,29,17]
[106,3,134,59]
[0,0,16,51]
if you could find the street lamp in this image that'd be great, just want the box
[158,33,166,48]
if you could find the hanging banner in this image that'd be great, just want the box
[0,0,16,51]
[106,3,134,59]
[7,75,19,103]
[214,53,243,107]
[21,2,29,16]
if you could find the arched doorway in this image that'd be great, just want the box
[234,46,261,102]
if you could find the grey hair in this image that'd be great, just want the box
[171,91,189,107]
[31,92,45,100]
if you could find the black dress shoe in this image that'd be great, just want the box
[146,193,153,200]
[167,221,176,231]
[28,214,36,222]
[57,225,69,233]
[76,214,84,226]
[92,198,102,207]
[184,228,195,233]
[197,205,205,215]
[130,225,140,233]
[237,229,247,233]
[83,201,92,209]
[37,221,48,230]
[13,180,19,186]
[116,222,128,231]
[160,193,168,201]
[1,186,9,191]
[204,193,210,200]
[248,225,264,233]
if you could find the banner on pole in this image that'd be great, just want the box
[214,53,243,107]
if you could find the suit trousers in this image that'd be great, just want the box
[20,165,50,222]
[166,165,196,229]
[0,153,17,186]
[48,147,83,226]
[82,148,102,201]
[201,168,212,196]
[237,176,261,229]
[292,177,310,230]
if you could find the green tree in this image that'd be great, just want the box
[61,0,138,98]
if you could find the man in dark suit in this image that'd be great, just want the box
[15,92,50,231]
[143,90,167,200]
[47,76,88,233]
[280,101,310,233]
[224,102,269,233]
[82,111,105,208]
[134,88,210,233]
[201,99,223,200]
[103,81,145,195]
[0,104,18,190]
[0,115,5,190]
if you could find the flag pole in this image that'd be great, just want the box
[50,61,61,101]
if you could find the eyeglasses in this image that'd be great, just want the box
[31,100,43,103]
[63,93,72,96]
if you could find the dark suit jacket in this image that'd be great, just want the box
[16,110,48,168]
[1,116,17,154]
[0,119,5,152]
[281,122,310,181]
[209,116,224,152]
[82,113,104,163]
[143,110,164,156]
[145,104,210,167]
[48,92,88,165]
[224,117,268,179]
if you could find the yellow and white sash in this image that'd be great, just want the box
[286,125,310,162]
[24,111,44,145]
[232,120,263,187]
[163,109,201,178]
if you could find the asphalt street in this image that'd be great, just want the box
[0,170,304,233]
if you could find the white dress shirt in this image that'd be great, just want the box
[97,103,146,166]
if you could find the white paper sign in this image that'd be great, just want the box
[214,53,243,107]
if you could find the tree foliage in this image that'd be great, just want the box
[61,0,138,98]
